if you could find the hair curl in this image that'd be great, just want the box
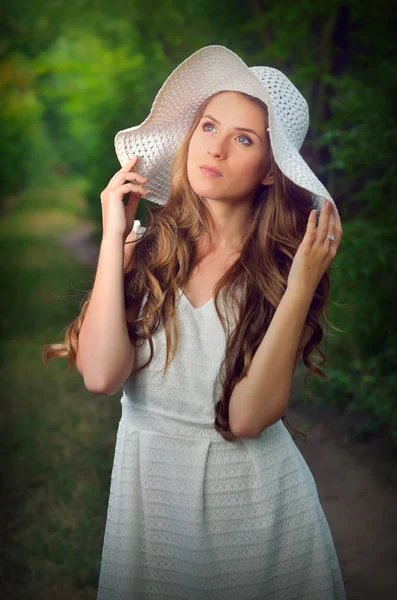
[42,91,337,443]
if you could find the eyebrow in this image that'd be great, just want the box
[201,114,264,143]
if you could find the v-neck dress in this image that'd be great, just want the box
[96,220,346,600]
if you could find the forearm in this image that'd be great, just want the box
[76,233,132,393]
[229,286,313,438]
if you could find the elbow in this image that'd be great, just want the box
[232,424,261,439]
[234,427,260,439]
[229,400,259,439]
[82,376,122,396]
[77,364,110,394]
[229,390,287,439]
[84,379,110,395]
[229,416,261,439]
[231,420,275,439]
[78,354,133,396]
[229,409,283,439]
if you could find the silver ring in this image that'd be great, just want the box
[326,233,335,241]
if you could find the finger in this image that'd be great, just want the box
[121,155,139,172]
[316,200,332,242]
[333,208,343,244]
[305,209,317,242]
[108,170,148,190]
[328,204,335,234]
[324,206,336,248]
[115,183,149,197]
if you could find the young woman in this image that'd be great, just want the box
[43,46,346,599]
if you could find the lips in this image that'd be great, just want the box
[199,164,222,177]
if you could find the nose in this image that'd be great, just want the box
[208,138,226,159]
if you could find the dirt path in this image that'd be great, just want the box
[288,402,397,599]
[58,223,397,599]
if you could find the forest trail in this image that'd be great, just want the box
[58,223,397,600]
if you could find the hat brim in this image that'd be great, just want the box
[114,45,333,209]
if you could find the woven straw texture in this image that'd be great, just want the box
[114,45,333,211]
[96,226,346,599]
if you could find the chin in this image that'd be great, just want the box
[192,188,224,201]
[188,178,222,199]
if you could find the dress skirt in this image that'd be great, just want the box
[97,396,346,600]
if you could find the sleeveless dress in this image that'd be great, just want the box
[97,220,346,600]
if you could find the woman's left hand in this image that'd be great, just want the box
[287,200,343,295]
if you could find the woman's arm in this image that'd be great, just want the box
[229,200,342,438]
[76,231,136,395]
[228,286,314,438]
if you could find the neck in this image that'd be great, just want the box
[202,196,253,250]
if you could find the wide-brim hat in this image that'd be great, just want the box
[114,45,334,212]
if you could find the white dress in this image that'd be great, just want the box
[97,220,346,600]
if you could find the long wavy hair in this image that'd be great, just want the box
[43,91,336,443]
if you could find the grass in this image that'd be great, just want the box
[0,206,120,598]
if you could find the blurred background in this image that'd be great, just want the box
[0,0,396,598]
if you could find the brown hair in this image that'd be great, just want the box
[42,91,335,442]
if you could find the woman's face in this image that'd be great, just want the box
[187,92,273,204]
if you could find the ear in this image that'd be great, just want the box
[261,171,273,186]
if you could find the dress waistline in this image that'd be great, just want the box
[120,394,234,444]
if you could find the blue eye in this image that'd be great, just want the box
[202,121,252,145]
[203,122,215,132]
[237,134,251,144]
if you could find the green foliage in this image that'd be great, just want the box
[308,218,397,442]
[0,211,119,597]
[0,54,60,201]
[323,64,397,218]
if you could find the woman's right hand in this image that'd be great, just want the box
[100,155,150,240]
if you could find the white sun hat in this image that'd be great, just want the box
[114,45,334,212]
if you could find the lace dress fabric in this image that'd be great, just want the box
[97,221,346,600]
